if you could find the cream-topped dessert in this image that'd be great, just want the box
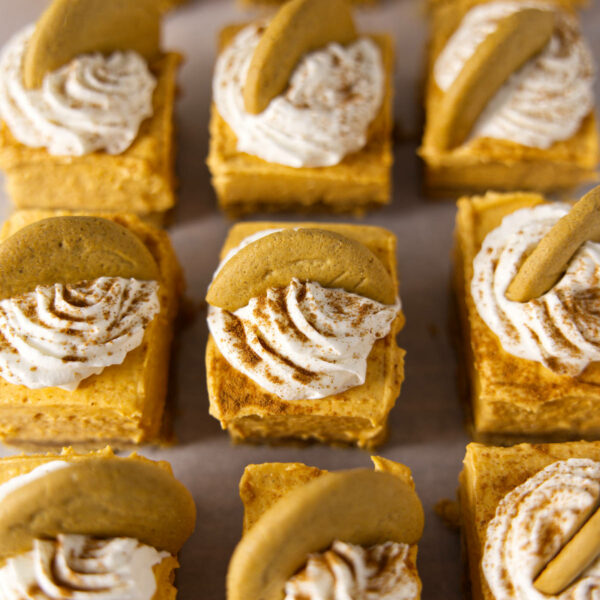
[433,1,594,149]
[284,540,420,600]
[0,461,170,600]
[0,452,195,600]
[206,223,404,447]
[208,278,399,400]
[207,229,400,401]
[212,23,384,168]
[0,277,160,390]
[0,25,156,156]
[471,203,600,376]
[482,458,600,600]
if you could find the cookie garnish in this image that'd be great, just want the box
[23,0,161,89]
[243,0,357,114]
[534,502,600,595]
[0,216,159,300]
[506,186,600,302]
[206,228,396,311]
[0,458,196,558]
[431,8,554,149]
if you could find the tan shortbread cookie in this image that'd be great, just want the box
[0,457,196,558]
[430,7,554,149]
[0,216,160,300]
[227,468,424,600]
[243,0,357,114]
[534,502,600,594]
[506,186,600,302]
[23,0,162,89]
[206,228,396,311]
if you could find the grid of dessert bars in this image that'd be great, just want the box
[0,0,599,599]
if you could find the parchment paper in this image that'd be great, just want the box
[1,1,599,597]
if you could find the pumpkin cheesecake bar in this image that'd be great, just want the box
[0,0,181,218]
[454,191,600,442]
[420,0,598,195]
[0,210,183,448]
[229,457,423,600]
[460,441,600,600]
[207,0,394,217]
[0,446,195,599]
[205,221,405,448]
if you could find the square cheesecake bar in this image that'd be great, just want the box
[206,221,405,448]
[454,191,600,442]
[459,441,600,600]
[0,446,195,599]
[0,53,181,218]
[207,27,394,218]
[0,209,184,449]
[238,458,421,598]
[419,0,598,195]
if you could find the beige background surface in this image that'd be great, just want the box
[0,0,599,598]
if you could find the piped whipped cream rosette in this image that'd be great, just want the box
[431,0,594,149]
[471,203,600,376]
[0,535,168,600]
[0,453,195,600]
[0,24,156,156]
[206,228,401,401]
[482,458,600,600]
[284,540,420,600]
[0,277,159,391]
[212,0,385,167]
[208,279,399,400]
[0,216,162,391]
[213,24,384,167]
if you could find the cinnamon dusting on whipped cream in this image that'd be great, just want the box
[0,25,156,156]
[434,1,594,149]
[482,459,600,600]
[212,23,384,168]
[284,540,420,600]
[208,279,399,400]
[0,534,169,600]
[0,277,159,390]
[471,203,600,376]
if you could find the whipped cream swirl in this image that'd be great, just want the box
[0,534,169,600]
[471,204,600,376]
[213,23,384,167]
[0,25,156,156]
[284,540,420,600]
[433,2,595,149]
[0,277,160,390]
[482,459,600,600]
[208,278,399,400]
